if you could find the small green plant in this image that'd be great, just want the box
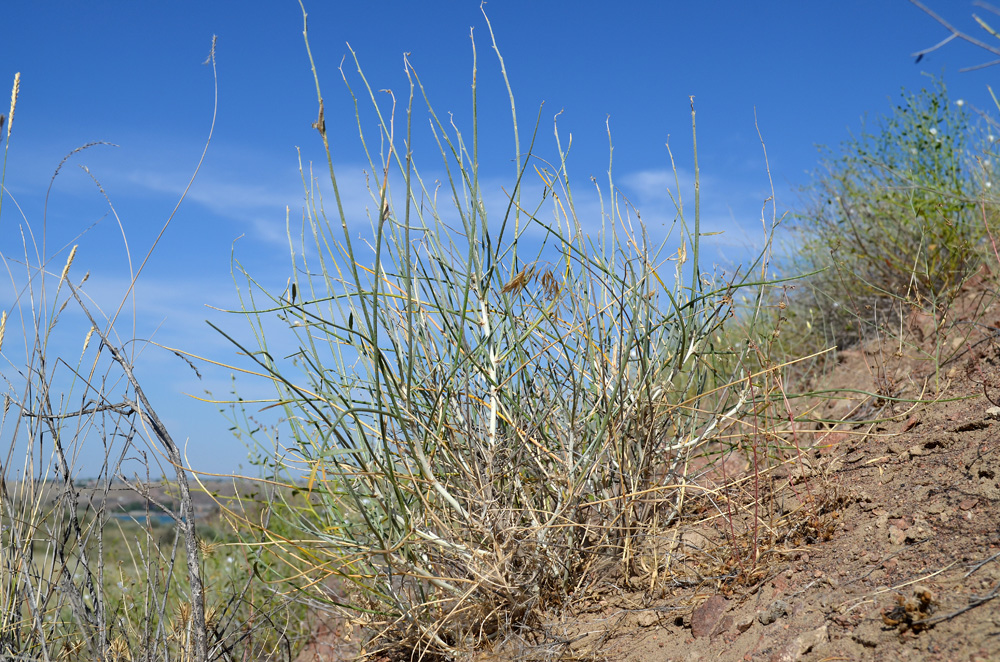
[219,5,795,657]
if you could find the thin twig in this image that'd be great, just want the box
[965,550,1000,578]
[20,401,134,419]
[913,586,1000,627]
[910,0,1000,62]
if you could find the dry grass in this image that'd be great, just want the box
[6,5,999,662]
[0,64,305,661]
[204,5,819,658]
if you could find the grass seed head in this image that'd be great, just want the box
[7,72,18,139]
[59,245,78,284]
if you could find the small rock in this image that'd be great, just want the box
[985,406,1000,420]
[691,595,728,638]
[888,525,907,546]
[888,518,910,530]
[758,599,790,626]
[960,498,979,511]
[769,625,829,662]
[799,624,828,650]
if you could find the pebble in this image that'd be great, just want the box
[960,498,979,511]
[691,595,728,638]
[758,599,790,626]
[768,625,828,662]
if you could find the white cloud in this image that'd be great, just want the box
[619,166,778,257]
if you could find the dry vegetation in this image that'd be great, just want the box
[2,2,1000,661]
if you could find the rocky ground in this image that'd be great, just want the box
[295,277,1000,662]
[553,375,1000,661]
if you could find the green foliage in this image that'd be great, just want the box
[788,76,993,352]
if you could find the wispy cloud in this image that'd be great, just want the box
[619,167,777,260]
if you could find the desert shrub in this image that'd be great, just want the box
[221,8,792,657]
[785,77,995,358]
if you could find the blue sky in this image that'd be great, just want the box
[2,1,998,478]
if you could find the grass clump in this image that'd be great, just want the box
[219,6,799,657]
